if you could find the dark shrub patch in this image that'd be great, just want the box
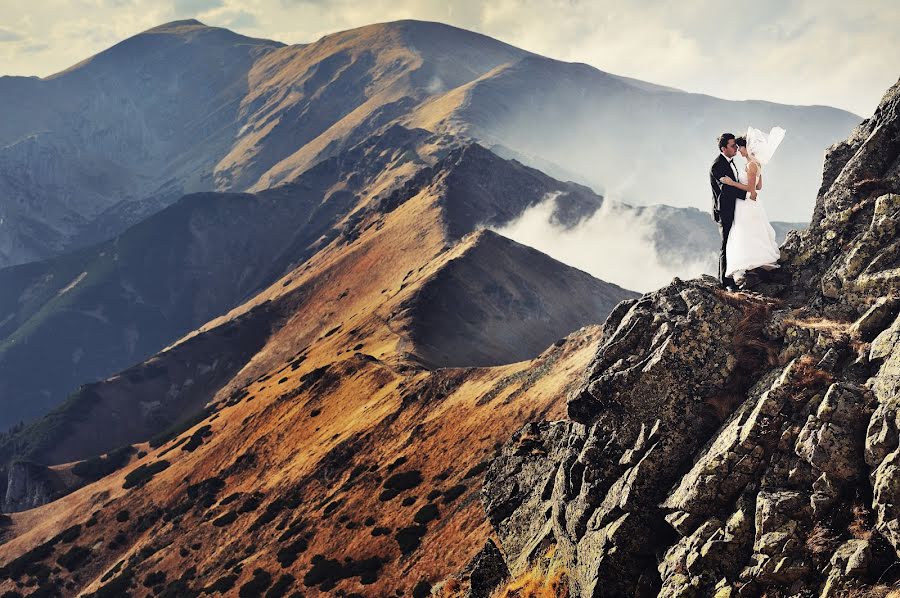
[143,571,166,587]
[85,564,134,598]
[363,517,376,526]
[277,519,307,542]
[400,496,417,507]
[122,460,170,489]
[387,456,407,472]
[57,524,81,543]
[382,470,422,492]
[322,499,343,517]
[250,500,286,531]
[303,555,382,590]
[182,425,213,452]
[149,405,216,448]
[278,377,289,384]
[298,366,332,391]
[203,573,238,594]
[186,476,226,506]
[212,512,238,527]
[309,408,321,417]
[371,527,390,537]
[222,451,257,478]
[108,532,128,550]
[72,445,136,481]
[463,460,490,479]
[115,510,130,523]
[238,493,264,513]
[442,484,467,503]
[395,525,427,554]
[263,573,295,598]
[276,539,308,568]
[426,489,442,501]
[413,503,439,525]
[322,325,342,338]
[56,545,91,572]
[220,492,242,506]
[378,488,400,501]
[135,507,163,532]
[158,436,189,457]
[239,569,272,597]
[0,534,61,579]
[413,580,432,598]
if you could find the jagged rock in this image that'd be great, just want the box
[662,362,806,535]
[460,539,510,598]
[482,420,580,575]
[2,460,60,512]
[850,297,900,341]
[795,383,875,481]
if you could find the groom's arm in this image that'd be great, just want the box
[716,162,745,202]
[709,163,722,221]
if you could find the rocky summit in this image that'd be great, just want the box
[443,78,900,597]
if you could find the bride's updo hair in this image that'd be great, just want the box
[735,136,747,147]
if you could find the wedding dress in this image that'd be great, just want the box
[725,162,780,280]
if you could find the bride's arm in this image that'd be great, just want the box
[747,162,758,199]
[721,163,759,199]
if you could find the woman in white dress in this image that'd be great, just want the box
[718,126,785,286]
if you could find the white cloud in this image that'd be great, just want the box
[490,193,714,293]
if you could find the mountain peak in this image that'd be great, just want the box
[142,19,209,34]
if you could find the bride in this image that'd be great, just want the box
[719,126,785,286]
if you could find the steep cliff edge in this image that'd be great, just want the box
[457,78,900,597]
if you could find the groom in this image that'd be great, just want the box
[710,132,745,290]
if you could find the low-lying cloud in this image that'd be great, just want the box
[490,193,715,293]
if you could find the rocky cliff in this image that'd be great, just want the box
[454,78,900,597]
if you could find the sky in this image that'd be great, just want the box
[0,0,896,117]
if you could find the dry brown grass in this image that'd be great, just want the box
[805,522,841,556]
[489,546,570,598]
[705,289,783,421]
[791,354,835,390]
[783,313,865,352]
[848,503,873,541]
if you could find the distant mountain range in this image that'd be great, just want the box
[0,19,855,269]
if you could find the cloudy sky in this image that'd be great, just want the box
[0,0,896,116]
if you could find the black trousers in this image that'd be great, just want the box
[718,214,734,286]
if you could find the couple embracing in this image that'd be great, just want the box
[710,127,785,291]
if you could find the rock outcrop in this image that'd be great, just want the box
[473,77,900,596]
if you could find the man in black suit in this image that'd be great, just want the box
[710,133,745,290]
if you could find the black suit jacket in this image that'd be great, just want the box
[709,154,745,224]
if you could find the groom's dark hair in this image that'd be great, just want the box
[717,132,735,149]
[735,136,747,147]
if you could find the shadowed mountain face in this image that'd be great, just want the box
[0,20,283,267]
[0,19,856,268]
[0,125,446,433]
[0,127,635,482]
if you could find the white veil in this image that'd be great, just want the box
[746,126,786,165]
